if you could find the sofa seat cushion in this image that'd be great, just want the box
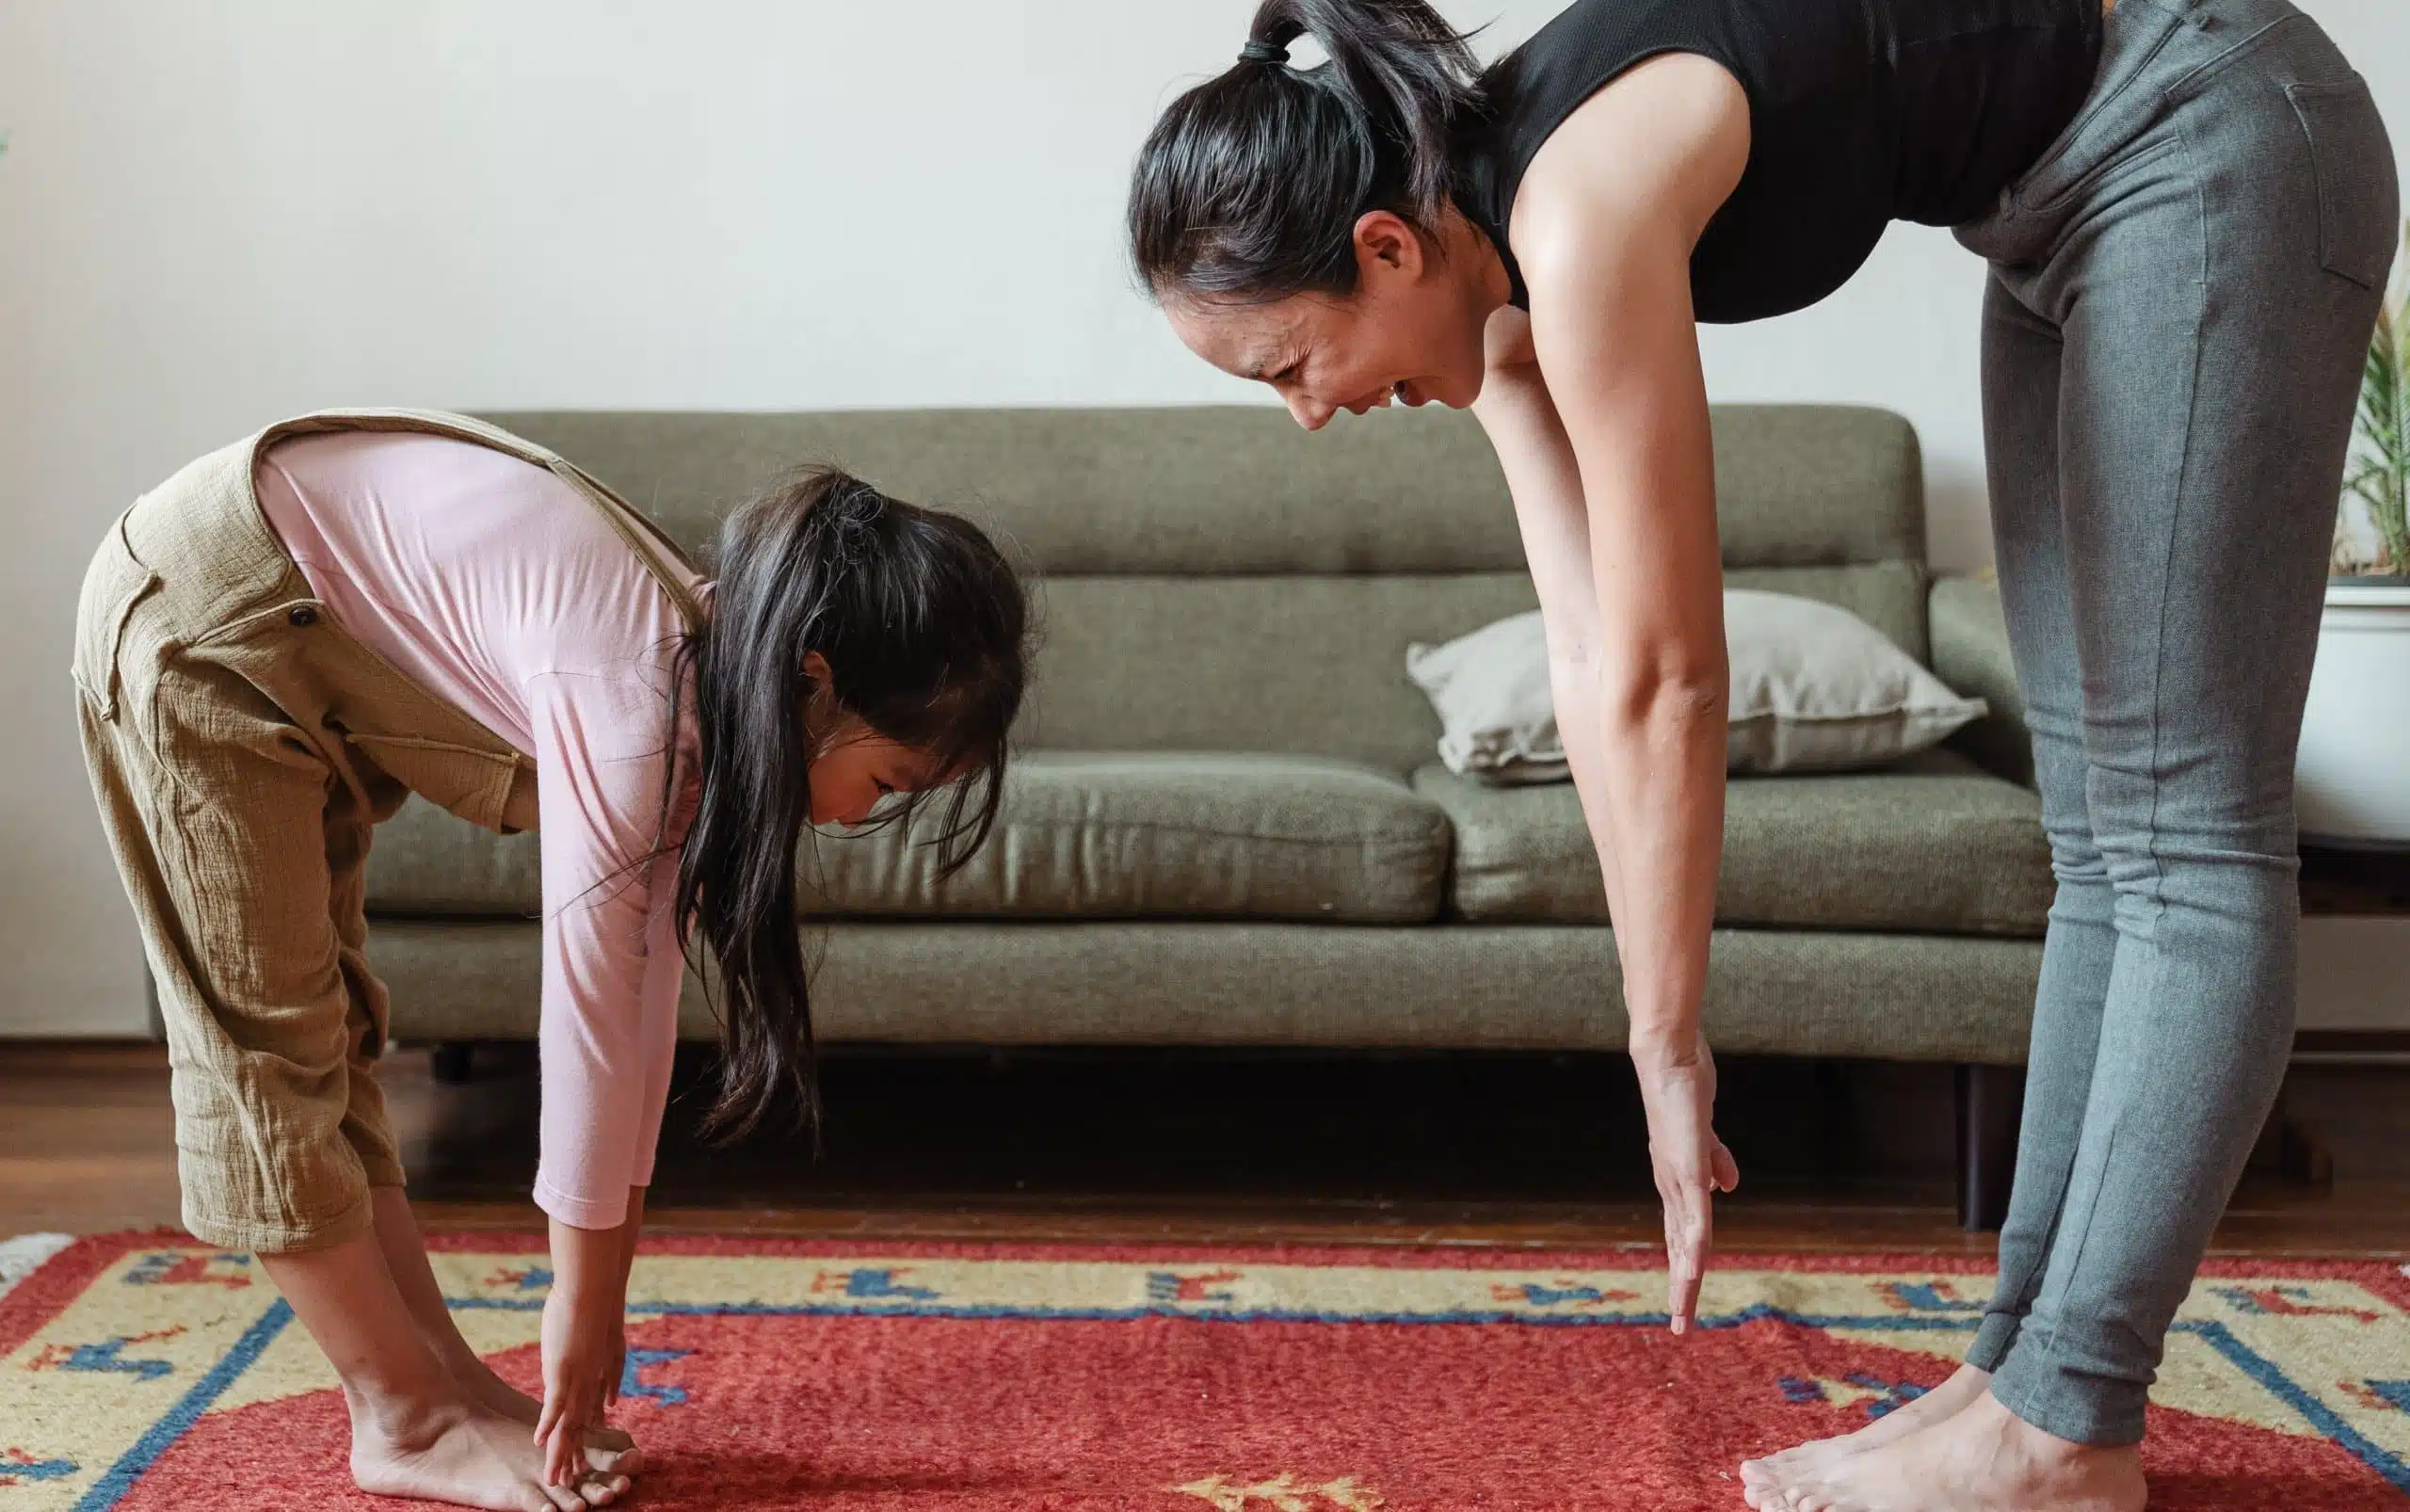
[810,752,1451,923]
[366,751,1454,925]
[1413,748,2051,937]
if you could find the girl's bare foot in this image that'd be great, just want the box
[350,1393,631,1512]
[1741,1361,1991,1506]
[449,1355,643,1472]
[1777,1391,2145,1512]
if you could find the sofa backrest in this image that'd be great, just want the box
[479,406,1927,773]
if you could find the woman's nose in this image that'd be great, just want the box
[1285,393,1335,431]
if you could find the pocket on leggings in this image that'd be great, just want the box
[2286,74,2397,289]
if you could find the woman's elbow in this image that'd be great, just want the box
[1607,656,1728,733]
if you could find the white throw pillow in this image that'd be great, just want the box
[1405,590,1989,783]
[1404,611,1572,784]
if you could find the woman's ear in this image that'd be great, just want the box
[1354,210,1429,284]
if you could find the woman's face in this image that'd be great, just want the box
[1164,208,1499,429]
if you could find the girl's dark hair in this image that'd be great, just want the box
[1129,0,1483,303]
[674,467,1027,1142]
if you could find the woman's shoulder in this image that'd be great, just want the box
[1508,55,1749,289]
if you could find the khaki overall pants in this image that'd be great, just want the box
[73,410,701,1253]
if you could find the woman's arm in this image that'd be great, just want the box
[1473,52,1752,1333]
[1471,335,1643,946]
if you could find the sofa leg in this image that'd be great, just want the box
[1954,1063,2025,1232]
[430,1042,475,1086]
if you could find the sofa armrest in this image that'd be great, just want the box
[1930,575,2033,789]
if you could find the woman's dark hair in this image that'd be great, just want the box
[1129,0,1483,303]
[674,468,1027,1142]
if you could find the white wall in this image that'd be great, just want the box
[3,1,2405,1035]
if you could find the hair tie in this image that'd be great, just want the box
[1238,39,1292,66]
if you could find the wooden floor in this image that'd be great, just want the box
[5,1040,2407,1257]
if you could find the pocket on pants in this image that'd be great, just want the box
[2286,74,2398,289]
[73,517,163,721]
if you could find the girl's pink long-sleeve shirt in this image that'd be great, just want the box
[255,430,701,1231]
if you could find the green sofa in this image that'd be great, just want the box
[362,404,2047,1221]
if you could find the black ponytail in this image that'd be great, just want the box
[1129,0,1483,302]
[675,468,1027,1142]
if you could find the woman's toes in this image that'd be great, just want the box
[542,1484,586,1512]
[584,1442,640,1477]
[578,1472,631,1507]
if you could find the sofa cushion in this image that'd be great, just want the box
[1413,748,2051,937]
[365,798,541,918]
[375,917,2043,1064]
[366,752,1454,925]
[808,752,1451,924]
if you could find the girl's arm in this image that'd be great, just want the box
[1473,52,1752,1334]
[610,1185,645,1407]
[523,670,688,1480]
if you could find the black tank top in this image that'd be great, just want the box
[1458,0,2103,323]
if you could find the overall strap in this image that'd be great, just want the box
[543,458,709,633]
[258,408,710,633]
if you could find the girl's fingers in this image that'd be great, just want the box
[548,1407,585,1485]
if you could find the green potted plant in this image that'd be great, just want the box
[2300,218,2410,845]
[2334,220,2408,582]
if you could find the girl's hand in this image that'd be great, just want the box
[535,1216,632,1488]
[535,1282,622,1487]
[1632,1031,1741,1335]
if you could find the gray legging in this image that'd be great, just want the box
[1951,0,2398,1449]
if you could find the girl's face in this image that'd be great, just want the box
[1164,207,1502,430]
[806,716,940,828]
[800,653,945,828]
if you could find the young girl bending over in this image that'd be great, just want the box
[73,411,1028,1510]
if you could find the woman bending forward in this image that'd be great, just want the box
[1130,1,2394,1506]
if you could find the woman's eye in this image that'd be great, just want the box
[874,780,895,797]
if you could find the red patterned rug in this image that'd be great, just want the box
[4,1232,2408,1509]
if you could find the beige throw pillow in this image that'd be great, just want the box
[1406,590,1989,783]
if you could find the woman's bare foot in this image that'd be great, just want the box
[1776,1391,2145,1512]
[1740,1361,1991,1505]
[448,1355,643,1472]
[350,1392,631,1512]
